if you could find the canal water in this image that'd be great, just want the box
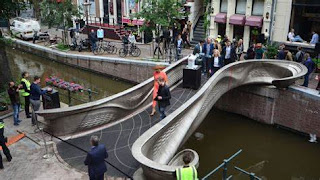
[183,108,320,179]
[5,47,133,105]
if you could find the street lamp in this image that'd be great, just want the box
[82,0,91,39]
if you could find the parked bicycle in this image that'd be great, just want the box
[44,34,63,46]
[103,41,117,54]
[93,40,104,55]
[118,43,141,57]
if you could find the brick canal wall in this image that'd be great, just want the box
[10,38,167,84]
[215,85,320,137]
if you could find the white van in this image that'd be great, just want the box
[11,18,41,40]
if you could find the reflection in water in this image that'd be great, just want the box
[6,47,133,105]
[183,108,320,179]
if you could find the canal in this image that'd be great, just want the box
[5,47,133,105]
[183,108,320,179]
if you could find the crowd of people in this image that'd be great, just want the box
[191,34,319,91]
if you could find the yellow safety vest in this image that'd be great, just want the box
[20,78,31,96]
[176,165,198,180]
[0,122,4,129]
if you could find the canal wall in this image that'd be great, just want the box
[9,38,168,84]
[215,85,320,137]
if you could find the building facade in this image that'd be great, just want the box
[208,0,320,50]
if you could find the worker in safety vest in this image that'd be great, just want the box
[175,152,198,180]
[0,120,12,169]
[20,72,31,118]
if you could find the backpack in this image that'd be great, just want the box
[296,51,304,62]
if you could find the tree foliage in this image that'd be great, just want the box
[40,0,82,43]
[136,0,184,33]
[0,0,26,30]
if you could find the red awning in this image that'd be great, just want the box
[229,14,246,26]
[245,16,263,27]
[214,13,227,24]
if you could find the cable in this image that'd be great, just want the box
[42,129,133,179]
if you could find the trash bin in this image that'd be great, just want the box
[42,88,60,109]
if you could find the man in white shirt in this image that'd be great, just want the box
[97,27,104,42]
[288,29,304,42]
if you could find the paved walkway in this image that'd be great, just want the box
[57,76,208,178]
[0,107,87,180]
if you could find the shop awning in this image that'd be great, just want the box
[245,16,263,27]
[229,14,246,26]
[214,13,227,24]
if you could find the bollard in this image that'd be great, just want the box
[88,89,92,102]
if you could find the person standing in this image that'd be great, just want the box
[172,23,179,43]
[84,135,108,180]
[20,72,31,118]
[310,31,319,45]
[155,77,171,120]
[89,29,97,52]
[193,40,204,55]
[295,46,305,63]
[202,38,214,74]
[245,44,255,60]
[163,27,171,51]
[181,28,191,48]
[128,31,136,46]
[175,34,184,60]
[154,36,163,56]
[7,82,22,126]
[236,39,244,61]
[97,27,104,42]
[30,76,51,126]
[209,49,223,76]
[175,152,198,180]
[277,45,286,60]
[302,53,316,87]
[254,43,265,59]
[0,120,12,169]
[150,66,168,116]
[222,41,237,65]
[32,29,38,44]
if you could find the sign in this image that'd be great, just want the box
[122,17,144,26]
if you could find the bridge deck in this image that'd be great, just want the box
[57,75,208,177]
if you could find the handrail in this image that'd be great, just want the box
[234,166,262,180]
[202,149,242,180]
[191,6,205,40]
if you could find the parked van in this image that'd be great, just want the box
[11,17,40,40]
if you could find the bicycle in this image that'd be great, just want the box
[44,34,63,46]
[103,41,117,54]
[118,43,141,57]
[93,40,104,55]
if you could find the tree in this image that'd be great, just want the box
[136,0,184,35]
[40,0,82,44]
[0,0,26,32]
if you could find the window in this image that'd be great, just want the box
[252,0,264,16]
[220,0,228,13]
[236,0,246,14]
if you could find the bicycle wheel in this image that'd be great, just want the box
[119,48,127,57]
[131,47,141,57]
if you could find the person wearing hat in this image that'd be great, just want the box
[151,65,168,116]
[0,120,12,169]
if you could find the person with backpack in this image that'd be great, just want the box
[295,46,305,63]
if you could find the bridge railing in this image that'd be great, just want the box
[132,60,307,180]
[36,56,189,137]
